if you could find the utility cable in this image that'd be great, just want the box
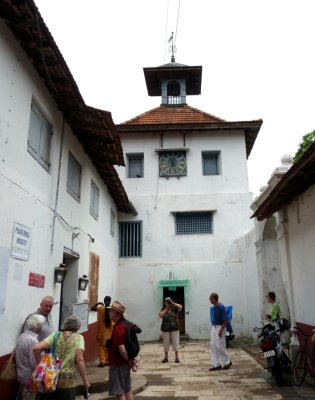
[174,0,181,45]
[164,0,170,63]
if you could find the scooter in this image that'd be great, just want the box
[253,318,291,386]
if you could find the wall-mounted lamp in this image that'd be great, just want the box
[78,274,89,291]
[54,264,67,284]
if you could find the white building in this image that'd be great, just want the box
[251,148,315,376]
[0,2,134,389]
[116,57,263,340]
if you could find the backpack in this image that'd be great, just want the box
[124,320,142,360]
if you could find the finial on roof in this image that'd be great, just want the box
[168,31,176,62]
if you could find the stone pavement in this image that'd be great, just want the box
[75,339,315,400]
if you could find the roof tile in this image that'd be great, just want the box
[121,105,226,125]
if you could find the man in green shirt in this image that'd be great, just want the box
[265,291,281,321]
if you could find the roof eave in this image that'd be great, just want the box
[118,120,263,158]
[251,141,315,220]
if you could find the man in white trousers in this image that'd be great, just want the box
[209,293,232,371]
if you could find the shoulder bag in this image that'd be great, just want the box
[28,332,62,393]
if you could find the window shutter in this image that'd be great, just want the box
[39,119,52,170]
[67,155,75,192]
[27,104,41,157]
[93,186,99,218]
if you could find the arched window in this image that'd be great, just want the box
[167,81,180,97]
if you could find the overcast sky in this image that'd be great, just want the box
[34,0,315,197]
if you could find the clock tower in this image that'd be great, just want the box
[143,56,203,177]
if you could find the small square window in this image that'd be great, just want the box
[202,151,220,175]
[67,152,82,202]
[90,180,100,220]
[27,101,52,172]
[127,153,143,178]
[174,212,213,235]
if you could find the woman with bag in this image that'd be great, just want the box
[33,315,90,400]
[159,297,182,363]
[15,314,46,400]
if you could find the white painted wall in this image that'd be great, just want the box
[0,21,119,355]
[252,175,315,330]
[116,128,259,340]
[282,185,315,325]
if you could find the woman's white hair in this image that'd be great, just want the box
[27,314,46,332]
[63,315,81,332]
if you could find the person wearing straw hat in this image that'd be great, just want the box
[107,301,133,400]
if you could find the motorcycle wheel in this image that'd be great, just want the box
[272,364,284,387]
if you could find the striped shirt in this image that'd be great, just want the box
[15,330,39,386]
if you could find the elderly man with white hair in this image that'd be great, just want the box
[22,295,55,341]
[15,313,46,400]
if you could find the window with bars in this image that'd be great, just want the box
[175,212,213,235]
[67,152,82,202]
[119,221,142,257]
[127,153,144,178]
[27,101,52,172]
[202,151,220,175]
[90,180,99,220]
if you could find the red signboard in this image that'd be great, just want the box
[28,272,45,288]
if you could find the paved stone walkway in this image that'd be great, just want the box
[76,339,315,400]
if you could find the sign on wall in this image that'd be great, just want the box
[11,222,31,260]
[28,272,45,288]
[73,302,89,333]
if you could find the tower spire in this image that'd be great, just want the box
[168,32,176,62]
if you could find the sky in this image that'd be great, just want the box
[34,0,315,197]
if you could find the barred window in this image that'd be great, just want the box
[175,212,213,235]
[119,221,142,257]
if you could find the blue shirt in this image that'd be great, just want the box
[210,303,228,326]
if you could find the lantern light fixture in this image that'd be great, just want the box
[78,274,89,291]
[54,263,67,284]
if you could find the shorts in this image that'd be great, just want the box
[109,364,131,396]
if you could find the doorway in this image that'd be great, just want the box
[163,286,186,334]
[59,248,79,329]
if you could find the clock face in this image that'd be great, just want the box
[159,152,187,177]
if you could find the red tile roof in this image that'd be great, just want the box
[122,105,226,125]
[118,105,263,158]
[0,0,135,214]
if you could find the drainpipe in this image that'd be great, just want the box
[51,115,65,254]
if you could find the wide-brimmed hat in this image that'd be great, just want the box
[164,297,173,302]
[108,301,126,314]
